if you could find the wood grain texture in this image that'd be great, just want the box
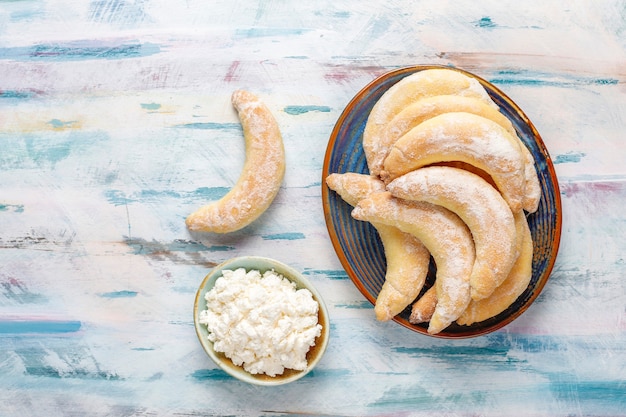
[1,0,625,415]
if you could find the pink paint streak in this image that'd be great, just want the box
[561,180,624,198]
[223,61,241,82]
[323,64,386,84]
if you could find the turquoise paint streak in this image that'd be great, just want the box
[191,368,339,382]
[173,122,241,131]
[14,345,121,379]
[2,0,45,22]
[234,28,309,39]
[25,136,71,165]
[0,41,160,62]
[123,237,229,256]
[190,369,232,381]
[140,102,161,110]
[302,269,349,280]
[261,232,305,240]
[47,119,78,129]
[0,131,108,169]
[89,0,147,26]
[335,300,372,309]
[0,203,24,212]
[283,105,331,115]
[475,16,497,28]
[0,89,37,99]
[99,290,138,298]
[0,320,81,334]
[490,71,618,87]
[554,152,585,164]
[388,333,626,414]
[104,186,229,206]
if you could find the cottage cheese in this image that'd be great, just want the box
[199,267,322,377]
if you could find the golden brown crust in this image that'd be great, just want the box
[409,286,437,324]
[457,210,533,325]
[387,166,518,301]
[325,173,386,206]
[352,192,474,334]
[325,173,430,321]
[185,90,285,233]
[382,94,540,213]
[374,225,431,321]
[381,112,527,213]
[363,69,497,176]
[377,95,516,168]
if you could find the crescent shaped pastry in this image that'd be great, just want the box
[409,286,437,325]
[385,95,541,213]
[384,95,541,213]
[386,95,519,140]
[325,172,386,206]
[363,68,497,176]
[387,166,518,301]
[520,150,542,213]
[374,226,431,321]
[186,90,285,233]
[352,192,475,334]
[381,112,527,213]
[325,173,431,321]
[457,210,534,325]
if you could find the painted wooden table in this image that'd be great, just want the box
[1,1,624,416]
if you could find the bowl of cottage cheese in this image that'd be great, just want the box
[193,256,330,385]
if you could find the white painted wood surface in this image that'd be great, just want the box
[1,1,624,415]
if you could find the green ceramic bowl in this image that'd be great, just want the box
[193,256,330,386]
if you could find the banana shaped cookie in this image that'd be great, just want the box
[413,211,533,326]
[385,95,541,213]
[186,90,285,233]
[381,112,527,213]
[352,192,475,334]
[409,286,437,325]
[363,68,497,176]
[457,210,533,325]
[325,173,431,321]
[386,95,518,141]
[387,166,518,301]
[325,172,386,206]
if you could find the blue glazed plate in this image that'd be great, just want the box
[322,65,562,338]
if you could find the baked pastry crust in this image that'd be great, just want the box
[325,173,431,321]
[380,94,541,213]
[352,192,474,334]
[325,172,385,206]
[409,286,437,325]
[387,166,518,301]
[186,90,285,233]
[381,112,527,213]
[363,69,497,177]
[457,210,533,325]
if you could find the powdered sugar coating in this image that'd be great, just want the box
[362,69,498,176]
[457,210,533,325]
[352,192,474,334]
[325,172,431,321]
[185,90,285,233]
[382,111,526,212]
[388,166,518,301]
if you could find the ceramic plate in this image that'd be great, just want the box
[322,65,562,338]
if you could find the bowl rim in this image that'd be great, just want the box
[321,64,562,338]
[193,256,330,385]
